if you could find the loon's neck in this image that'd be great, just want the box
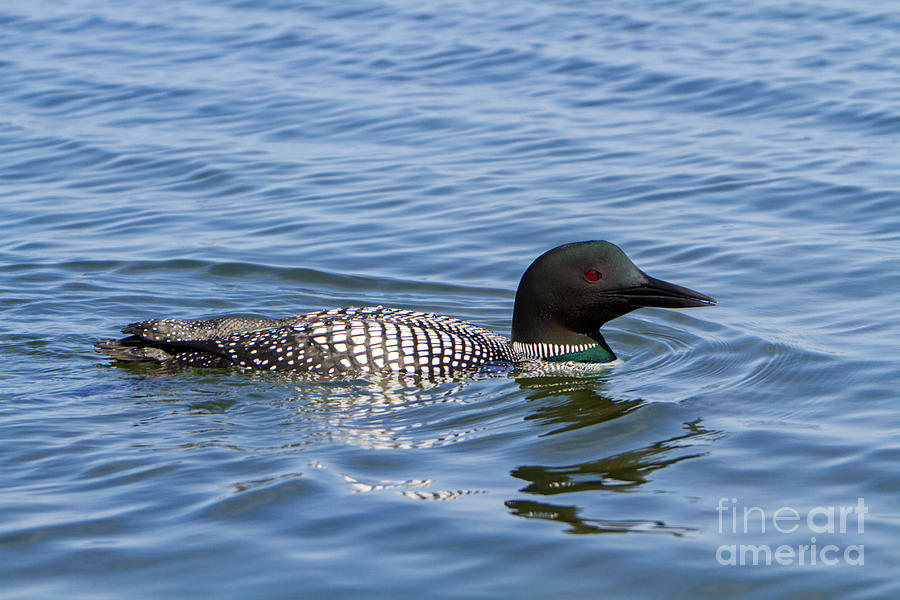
[511,306,617,363]
[511,332,616,363]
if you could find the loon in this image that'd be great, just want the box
[95,241,715,377]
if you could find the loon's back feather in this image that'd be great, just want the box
[122,315,306,342]
[97,306,517,377]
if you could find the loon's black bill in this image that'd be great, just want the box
[615,275,716,309]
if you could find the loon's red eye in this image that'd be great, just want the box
[585,269,601,282]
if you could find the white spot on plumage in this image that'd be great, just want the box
[143,305,519,376]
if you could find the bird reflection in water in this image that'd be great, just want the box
[507,375,720,534]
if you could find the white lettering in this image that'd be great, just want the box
[732,497,738,533]
[807,507,834,534]
[845,545,865,566]
[838,505,853,533]
[820,544,840,566]
[716,498,729,534]
[743,506,765,534]
[774,545,795,565]
[772,506,799,533]
[716,544,737,566]
[855,498,867,533]
[714,498,868,567]
[740,544,772,566]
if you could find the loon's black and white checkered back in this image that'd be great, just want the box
[156,306,518,376]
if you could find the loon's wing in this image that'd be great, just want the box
[122,315,301,342]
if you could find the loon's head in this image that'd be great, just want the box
[511,241,715,353]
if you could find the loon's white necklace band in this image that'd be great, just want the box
[510,341,595,360]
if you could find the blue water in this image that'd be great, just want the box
[2,0,899,598]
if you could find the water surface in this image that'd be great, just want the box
[2,0,899,598]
